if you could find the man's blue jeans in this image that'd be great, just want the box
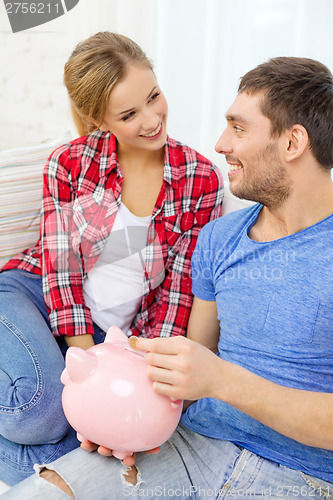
[3,425,333,499]
[0,269,105,486]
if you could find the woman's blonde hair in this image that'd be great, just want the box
[64,32,153,136]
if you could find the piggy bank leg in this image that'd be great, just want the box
[76,433,85,443]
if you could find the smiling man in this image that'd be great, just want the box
[4,57,333,500]
[222,93,291,209]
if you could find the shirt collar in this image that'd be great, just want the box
[93,130,179,188]
[163,136,180,188]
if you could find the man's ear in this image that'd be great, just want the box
[284,124,309,162]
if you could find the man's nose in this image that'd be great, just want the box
[215,129,230,155]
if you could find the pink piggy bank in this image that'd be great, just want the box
[61,326,182,459]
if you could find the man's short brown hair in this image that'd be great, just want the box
[238,57,333,170]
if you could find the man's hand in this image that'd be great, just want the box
[80,440,160,465]
[127,336,333,451]
[129,336,221,401]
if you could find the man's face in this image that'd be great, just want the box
[215,91,291,209]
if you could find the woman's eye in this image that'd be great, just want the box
[149,92,160,102]
[122,111,135,122]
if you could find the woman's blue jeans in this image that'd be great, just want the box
[0,269,105,486]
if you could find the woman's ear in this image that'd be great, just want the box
[88,117,102,130]
[95,120,112,132]
[98,123,109,132]
[83,112,106,131]
[285,124,309,162]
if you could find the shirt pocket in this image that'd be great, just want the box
[164,211,197,235]
[262,291,319,345]
[164,211,197,255]
[313,302,333,343]
[71,194,104,243]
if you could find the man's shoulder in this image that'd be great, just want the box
[202,204,261,239]
[194,204,260,260]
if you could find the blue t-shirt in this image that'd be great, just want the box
[181,204,333,482]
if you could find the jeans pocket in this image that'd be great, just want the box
[300,471,333,499]
[8,270,41,279]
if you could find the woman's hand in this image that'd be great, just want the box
[80,440,160,465]
[64,333,95,350]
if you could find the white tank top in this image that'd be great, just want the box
[83,203,151,335]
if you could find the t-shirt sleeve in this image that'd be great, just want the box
[191,220,216,301]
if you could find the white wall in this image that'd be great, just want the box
[0,0,160,145]
[1,0,333,179]
[0,13,70,144]
[154,0,333,176]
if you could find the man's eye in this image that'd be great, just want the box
[122,112,135,121]
[234,126,243,133]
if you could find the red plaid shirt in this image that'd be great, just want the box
[3,131,223,338]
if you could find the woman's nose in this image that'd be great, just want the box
[142,110,158,131]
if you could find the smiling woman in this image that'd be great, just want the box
[0,31,223,486]
[94,64,168,217]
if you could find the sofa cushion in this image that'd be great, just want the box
[0,133,70,267]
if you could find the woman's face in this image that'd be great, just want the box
[100,65,168,153]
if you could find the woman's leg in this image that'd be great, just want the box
[0,270,79,485]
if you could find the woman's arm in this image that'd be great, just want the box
[40,145,95,339]
[64,333,95,349]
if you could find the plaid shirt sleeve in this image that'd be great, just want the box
[130,159,224,339]
[40,144,95,337]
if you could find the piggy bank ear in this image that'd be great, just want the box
[65,347,97,382]
[60,367,70,385]
[105,325,128,345]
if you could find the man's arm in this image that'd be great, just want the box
[132,298,333,451]
[187,297,220,352]
[213,358,333,450]
[182,296,220,412]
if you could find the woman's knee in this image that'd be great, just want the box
[0,371,70,444]
[0,275,71,448]
[0,328,68,443]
